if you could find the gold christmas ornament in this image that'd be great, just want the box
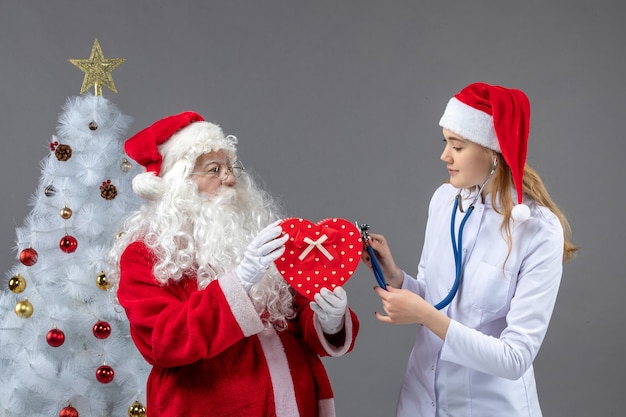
[60,206,73,219]
[15,299,34,318]
[68,38,126,96]
[128,400,147,417]
[96,271,111,290]
[8,274,27,293]
[121,158,132,172]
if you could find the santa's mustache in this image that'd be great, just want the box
[213,186,238,201]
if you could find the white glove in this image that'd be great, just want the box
[236,220,289,292]
[310,286,348,334]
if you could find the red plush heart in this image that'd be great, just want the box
[275,217,362,300]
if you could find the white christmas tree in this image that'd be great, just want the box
[0,39,149,417]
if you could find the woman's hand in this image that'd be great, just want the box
[373,286,425,324]
[374,286,451,340]
[361,233,404,288]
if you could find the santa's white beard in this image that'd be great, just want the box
[163,181,295,327]
[191,185,267,280]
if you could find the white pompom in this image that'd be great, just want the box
[511,203,530,222]
[132,172,165,201]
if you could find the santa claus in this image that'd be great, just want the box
[109,111,359,417]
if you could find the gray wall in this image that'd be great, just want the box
[1,1,623,416]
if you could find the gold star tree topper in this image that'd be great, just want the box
[69,38,125,96]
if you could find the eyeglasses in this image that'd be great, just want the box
[191,160,245,180]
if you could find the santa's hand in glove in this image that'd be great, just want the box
[310,287,348,334]
[236,220,289,292]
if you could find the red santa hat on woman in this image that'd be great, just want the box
[124,111,237,200]
[439,82,531,222]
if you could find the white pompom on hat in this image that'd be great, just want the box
[124,111,236,200]
[439,82,531,222]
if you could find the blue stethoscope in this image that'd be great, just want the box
[360,158,497,310]
[358,222,387,290]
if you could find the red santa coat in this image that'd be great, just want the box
[118,241,359,417]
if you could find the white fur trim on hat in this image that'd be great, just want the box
[158,121,236,176]
[511,203,530,222]
[439,97,500,152]
[132,171,166,201]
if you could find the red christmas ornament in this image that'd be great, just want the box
[96,364,115,384]
[46,328,65,347]
[92,321,111,339]
[19,247,38,266]
[60,235,78,253]
[59,405,79,417]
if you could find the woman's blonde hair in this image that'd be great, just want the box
[488,151,577,262]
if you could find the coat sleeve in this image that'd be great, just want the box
[118,241,264,368]
[293,292,359,357]
[439,214,564,380]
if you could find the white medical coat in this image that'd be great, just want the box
[397,184,563,417]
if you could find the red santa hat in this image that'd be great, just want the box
[124,111,236,200]
[439,82,531,222]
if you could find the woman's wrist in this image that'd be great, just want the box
[386,267,405,287]
[422,307,451,340]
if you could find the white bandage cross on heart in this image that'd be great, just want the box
[298,235,334,261]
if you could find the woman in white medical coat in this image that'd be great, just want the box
[362,82,577,417]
